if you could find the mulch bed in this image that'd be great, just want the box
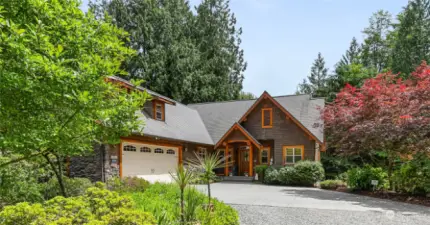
[334,187,430,207]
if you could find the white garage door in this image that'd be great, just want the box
[122,142,179,177]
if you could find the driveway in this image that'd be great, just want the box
[197,182,430,225]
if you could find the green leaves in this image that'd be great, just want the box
[0,0,148,160]
[91,0,246,104]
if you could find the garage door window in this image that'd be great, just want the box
[124,145,136,152]
[166,149,175,155]
[140,147,151,153]
[154,148,164,154]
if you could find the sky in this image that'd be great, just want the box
[80,0,407,96]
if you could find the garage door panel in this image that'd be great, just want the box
[122,142,178,177]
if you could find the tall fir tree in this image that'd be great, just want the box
[297,53,328,97]
[193,0,247,102]
[391,0,430,76]
[338,37,361,67]
[361,10,393,72]
[90,0,246,104]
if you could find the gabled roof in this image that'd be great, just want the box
[109,76,213,145]
[108,76,324,146]
[238,91,323,144]
[214,123,262,149]
[189,93,324,144]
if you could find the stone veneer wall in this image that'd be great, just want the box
[69,144,120,182]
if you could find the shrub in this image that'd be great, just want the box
[128,183,239,225]
[346,165,388,191]
[106,177,150,193]
[289,161,325,186]
[0,185,156,225]
[335,172,348,182]
[393,153,430,195]
[42,176,94,200]
[264,167,280,184]
[196,199,239,225]
[0,156,46,207]
[0,202,47,225]
[320,180,346,190]
[276,161,325,186]
[255,165,268,181]
[278,166,295,184]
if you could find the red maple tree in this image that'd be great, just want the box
[323,62,430,178]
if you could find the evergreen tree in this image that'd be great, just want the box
[193,0,247,102]
[90,0,246,104]
[391,0,430,76]
[238,91,256,100]
[297,53,328,97]
[361,10,392,72]
[338,37,361,67]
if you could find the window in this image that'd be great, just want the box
[260,147,270,164]
[197,147,207,158]
[123,145,136,152]
[166,149,175,155]
[261,108,273,128]
[283,146,304,164]
[140,147,151,153]
[152,101,165,121]
[154,148,164,154]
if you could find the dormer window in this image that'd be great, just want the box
[152,100,165,121]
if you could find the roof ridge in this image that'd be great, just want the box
[188,93,311,106]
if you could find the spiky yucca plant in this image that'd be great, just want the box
[170,165,196,224]
[188,151,230,207]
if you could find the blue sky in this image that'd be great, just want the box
[80,0,407,96]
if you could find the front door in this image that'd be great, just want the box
[239,148,250,176]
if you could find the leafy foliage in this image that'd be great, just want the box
[0,0,148,196]
[320,180,346,190]
[0,184,156,225]
[265,161,325,186]
[391,0,430,76]
[128,183,239,225]
[42,176,94,200]
[393,153,430,195]
[297,52,329,97]
[106,177,150,193]
[346,166,388,191]
[264,166,281,184]
[0,155,46,207]
[187,151,228,208]
[91,0,246,104]
[322,63,430,183]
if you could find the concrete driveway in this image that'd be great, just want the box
[197,182,430,225]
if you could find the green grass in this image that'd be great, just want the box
[125,183,239,225]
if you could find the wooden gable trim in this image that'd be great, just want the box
[214,123,262,149]
[106,77,175,105]
[238,91,323,145]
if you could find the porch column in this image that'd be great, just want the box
[248,142,253,177]
[225,144,229,176]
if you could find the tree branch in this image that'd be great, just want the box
[0,150,47,168]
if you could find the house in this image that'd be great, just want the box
[69,76,325,182]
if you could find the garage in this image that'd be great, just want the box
[121,142,179,177]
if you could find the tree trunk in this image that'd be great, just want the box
[180,187,185,225]
[44,153,68,197]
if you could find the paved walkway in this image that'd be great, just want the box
[197,182,430,225]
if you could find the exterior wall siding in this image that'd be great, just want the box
[241,99,315,166]
[69,144,119,182]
